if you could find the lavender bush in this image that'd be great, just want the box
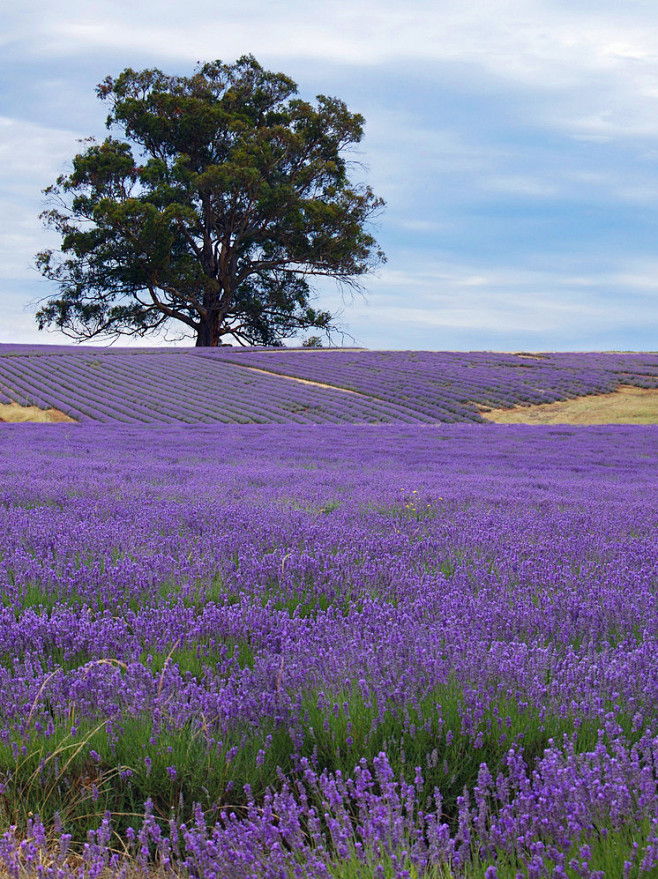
[0,422,656,876]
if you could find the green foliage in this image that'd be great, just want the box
[35,56,385,347]
[0,675,626,848]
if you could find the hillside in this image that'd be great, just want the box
[0,345,657,423]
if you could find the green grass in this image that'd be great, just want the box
[321,824,658,878]
[285,679,614,824]
[138,638,255,677]
[1,563,233,616]
[0,671,634,846]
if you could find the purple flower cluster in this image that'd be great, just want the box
[4,742,658,877]
[0,423,656,874]
[1,345,656,422]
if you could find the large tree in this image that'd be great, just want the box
[35,56,385,347]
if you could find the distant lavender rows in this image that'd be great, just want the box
[1,345,657,422]
[0,347,414,424]
[207,348,658,421]
[0,425,657,874]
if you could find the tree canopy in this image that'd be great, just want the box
[35,56,385,347]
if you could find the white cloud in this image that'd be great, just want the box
[610,261,658,291]
[8,0,658,146]
[393,219,455,234]
[0,118,83,281]
[350,255,658,338]
[0,117,79,196]
[8,0,658,147]
[8,0,658,79]
[479,175,559,197]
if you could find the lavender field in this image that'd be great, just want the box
[0,420,657,878]
[1,345,657,423]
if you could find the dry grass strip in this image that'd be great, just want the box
[482,385,658,424]
[236,364,360,394]
[0,402,76,423]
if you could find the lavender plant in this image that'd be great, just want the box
[0,423,656,876]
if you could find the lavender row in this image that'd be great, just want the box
[0,350,424,423]
[204,348,658,420]
[3,346,658,424]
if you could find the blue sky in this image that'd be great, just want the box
[2,0,658,350]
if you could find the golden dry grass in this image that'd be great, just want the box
[482,385,658,424]
[0,402,76,423]
[240,364,359,393]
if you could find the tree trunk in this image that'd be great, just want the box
[195,314,222,347]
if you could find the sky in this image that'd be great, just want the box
[2,0,658,351]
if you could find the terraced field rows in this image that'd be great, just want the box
[0,348,421,424]
[207,349,658,421]
[0,345,657,423]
